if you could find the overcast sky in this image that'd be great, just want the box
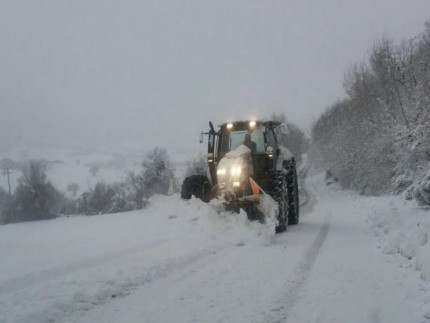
[1,0,429,153]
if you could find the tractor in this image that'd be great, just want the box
[181,120,299,233]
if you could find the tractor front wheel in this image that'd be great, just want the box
[181,175,212,202]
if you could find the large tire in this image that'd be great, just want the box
[181,175,211,202]
[268,170,288,233]
[285,159,299,225]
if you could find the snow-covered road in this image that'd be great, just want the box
[1,174,429,323]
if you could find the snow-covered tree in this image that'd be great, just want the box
[310,21,430,201]
[271,113,310,162]
[142,147,175,197]
[125,171,146,209]
[185,153,208,177]
[6,160,60,223]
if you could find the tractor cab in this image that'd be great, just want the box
[206,121,282,189]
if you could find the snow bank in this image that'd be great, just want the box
[367,196,430,319]
[425,303,430,320]
[0,194,275,323]
[369,199,430,274]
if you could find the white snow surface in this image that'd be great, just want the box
[1,173,430,323]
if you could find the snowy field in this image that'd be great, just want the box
[0,145,200,196]
[1,173,429,323]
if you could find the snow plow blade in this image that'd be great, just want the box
[223,194,261,208]
[222,194,278,225]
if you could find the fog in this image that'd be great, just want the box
[1,0,429,154]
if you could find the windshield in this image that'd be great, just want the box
[220,126,266,154]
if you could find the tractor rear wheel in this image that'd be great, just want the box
[286,159,300,225]
[181,175,211,202]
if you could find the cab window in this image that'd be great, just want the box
[266,129,277,148]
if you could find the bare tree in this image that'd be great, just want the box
[89,165,100,176]
[67,183,80,197]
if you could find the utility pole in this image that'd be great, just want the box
[2,168,11,197]
[6,168,11,197]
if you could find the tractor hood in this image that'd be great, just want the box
[216,145,251,185]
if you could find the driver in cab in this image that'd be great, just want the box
[243,133,257,154]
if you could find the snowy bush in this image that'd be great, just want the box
[142,147,175,197]
[0,187,9,223]
[185,153,208,177]
[87,182,115,214]
[412,168,430,205]
[0,187,7,204]
[77,182,136,215]
[125,171,146,209]
[2,160,61,223]
[75,148,177,216]
[77,178,149,216]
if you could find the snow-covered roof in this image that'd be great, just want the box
[217,120,281,128]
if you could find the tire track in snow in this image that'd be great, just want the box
[0,239,170,295]
[265,211,331,323]
[298,161,311,208]
[2,244,228,323]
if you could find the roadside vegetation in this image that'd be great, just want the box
[310,21,430,204]
[0,148,178,224]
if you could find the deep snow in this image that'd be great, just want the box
[0,173,429,323]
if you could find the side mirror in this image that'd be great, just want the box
[199,132,204,143]
[280,123,289,136]
[209,121,215,133]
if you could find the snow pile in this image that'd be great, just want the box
[224,144,251,158]
[368,197,430,317]
[0,194,275,323]
[256,194,279,231]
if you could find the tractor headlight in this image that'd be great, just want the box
[230,166,242,176]
[216,157,246,187]
[217,168,226,175]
